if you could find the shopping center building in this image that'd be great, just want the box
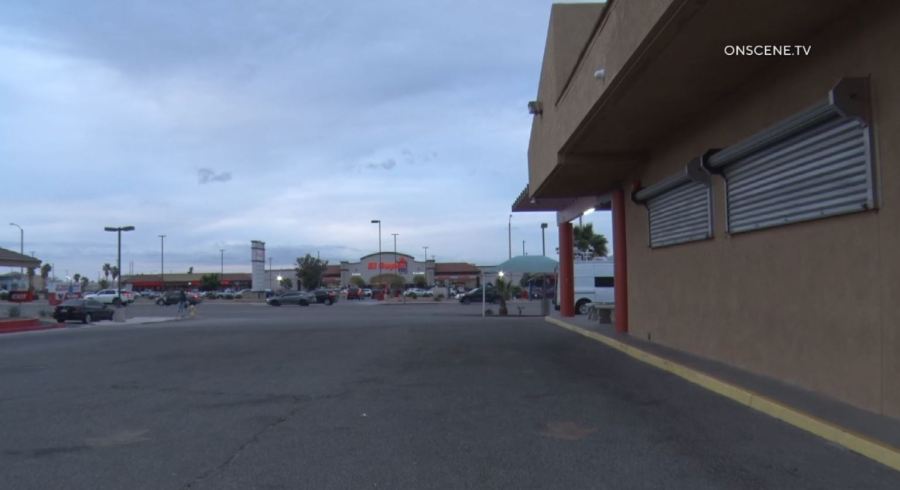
[514,1,900,419]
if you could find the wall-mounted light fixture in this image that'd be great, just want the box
[583,207,596,216]
[593,68,607,80]
[527,100,543,115]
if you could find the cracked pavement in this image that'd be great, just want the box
[1,302,899,489]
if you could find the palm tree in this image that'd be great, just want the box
[40,264,52,291]
[80,276,89,291]
[102,263,111,282]
[495,277,512,316]
[73,273,81,284]
[574,223,609,259]
[110,266,120,283]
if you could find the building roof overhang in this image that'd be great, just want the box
[525,0,862,207]
[0,247,40,268]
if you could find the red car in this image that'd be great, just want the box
[346,287,362,300]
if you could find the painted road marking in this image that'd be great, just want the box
[546,316,900,473]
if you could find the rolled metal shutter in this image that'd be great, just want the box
[722,117,873,233]
[646,181,712,247]
[703,77,876,234]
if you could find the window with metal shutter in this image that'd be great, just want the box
[704,77,875,234]
[633,157,713,248]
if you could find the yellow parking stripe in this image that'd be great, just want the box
[545,316,900,472]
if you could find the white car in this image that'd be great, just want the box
[83,289,126,305]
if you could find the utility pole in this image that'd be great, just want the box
[268,257,273,290]
[522,240,526,256]
[423,245,429,262]
[220,249,225,277]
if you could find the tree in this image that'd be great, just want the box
[279,277,293,289]
[98,279,110,289]
[200,274,220,291]
[350,276,366,288]
[495,277,512,316]
[80,276,89,291]
[295,254,328,291]
[40,263,52,282]
[73,273,81,284]
[110,266,120,282]
[573,223,609,258]
[413,274,427,288]
[102,263,111,281]
[188,266,194,274]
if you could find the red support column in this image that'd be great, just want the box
[612,187,629,333]
[559,222,575,317]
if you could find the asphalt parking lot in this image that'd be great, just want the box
[1,301,898,489]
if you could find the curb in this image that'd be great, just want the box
[0,318,63,334]
[545,316,900,473]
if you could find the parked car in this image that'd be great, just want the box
[234,289,255,299]
[216,289,236,300]
[266,291,314,306]
[362,288,373,298]
[459,286,500,304]
[83,289,126,305]
[312,289,337,305]
[156,291,202,306]
[346,287,363,300]
[120,290,136,304]
[53,299,115,324]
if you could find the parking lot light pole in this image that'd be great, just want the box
[220,249,225,278]
[391,233,398,262]
[159,235,166,291]
[541,223,548,256]
[371,220,381,278]
[104,226,135,302]
[9,223,23,274]
[508,214,512,259]
[422,245,428,262]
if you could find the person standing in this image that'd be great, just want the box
[177,289,187,317]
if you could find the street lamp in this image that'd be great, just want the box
[159,235,166,291]
[422,245,429,262]
[220,249,225,277]
[9,223,23,274]
[541,223,548,256]
[371,220,382,278]
[522,240,526,256]
[104,225,135,302]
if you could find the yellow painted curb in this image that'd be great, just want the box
[545,316,900,472]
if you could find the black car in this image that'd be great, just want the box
[459,286,500,304]
[156,291,201,306]
[53,299,115,324]
[312,289,337,305]
[266,291,314,306]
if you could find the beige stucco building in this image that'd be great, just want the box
[515,0,900,419]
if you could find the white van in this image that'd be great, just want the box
[556,259,615,314]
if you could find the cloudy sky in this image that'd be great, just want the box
[0,0,610,278]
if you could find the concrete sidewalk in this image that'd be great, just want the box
[548,311,900,471]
